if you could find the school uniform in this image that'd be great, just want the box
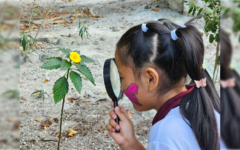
[147,84,224,150]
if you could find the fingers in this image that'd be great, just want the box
[110,102,128,117]
[109,118,120,130]
[109,110,117,119]
[106,124,115,132]
[114,107,128,121]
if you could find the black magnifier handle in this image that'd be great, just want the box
[113,101,120,133]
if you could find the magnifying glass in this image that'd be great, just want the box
[103,58,123,133]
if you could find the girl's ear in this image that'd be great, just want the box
[143,68,159,91]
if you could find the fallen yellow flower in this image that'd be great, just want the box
[68,128,78,137]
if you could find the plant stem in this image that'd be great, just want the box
[57,68,70,150]
[29,0,36,34]
[34,0,56,40]
[213,42,220,81]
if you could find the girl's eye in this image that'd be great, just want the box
[120,77,123,83]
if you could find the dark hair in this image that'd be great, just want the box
[116,17,220,150]
[220,28,240,149]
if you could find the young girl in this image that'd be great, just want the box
[105,17,221,150]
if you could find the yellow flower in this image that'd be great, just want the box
[70,52,81,63]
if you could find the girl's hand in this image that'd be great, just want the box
[106,102,137,149]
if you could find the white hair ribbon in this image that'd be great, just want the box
[141,24,148,32]
[171,30,178,40]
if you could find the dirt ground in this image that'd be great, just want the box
[1,0,220,149]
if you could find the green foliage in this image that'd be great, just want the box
[20,31,36,52]
[40,57,62,70]
[59,47,72,55]
[222,1,240,42]
[78,19,90,40]
[52,77,69,104]
[75,63,95,86]
[40,48,96,104]
[60,60,72,70]
[81,55,95,63]
[1,90,19,100]
[188,0,220,43]
[70,71,82,94]
[31,90,51,102]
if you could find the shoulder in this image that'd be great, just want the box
[148,106,200,150]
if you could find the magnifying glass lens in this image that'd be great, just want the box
[110,60,121,98]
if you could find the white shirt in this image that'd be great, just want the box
[147,106,224,150]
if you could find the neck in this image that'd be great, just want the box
[154,84,187,111]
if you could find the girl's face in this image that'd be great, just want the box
[115,52,159,112]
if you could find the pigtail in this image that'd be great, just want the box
[220,28,240,148]
[176,20,220,150]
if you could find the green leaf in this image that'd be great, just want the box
[60,60,72,70]
[27,35,36,43]
[81,55,95,63]
[197,8,203,16]
[45,92,52,99]
[40,57,62,70]
[59,47,72,55]
[209,34,214,43]
[75,63,95,86]
[70,71,82,94]
[74,50,80,55]
[22,35,29,51]
[2,90,19,100]
[31,90,42,96]
[192,7,196,16]
[52,77,69,104]
[188,7,193,14]
[14,63,20,69]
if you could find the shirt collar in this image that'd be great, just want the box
[152,84,194,126]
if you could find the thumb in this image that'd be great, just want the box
[115,107,128,121]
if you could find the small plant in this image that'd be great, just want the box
[40,47,96,150]
[31,89,51,102]
[1,90,19,100]
[20,31,36,55]
[78,19,90,40]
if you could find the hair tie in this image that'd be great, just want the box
[171,30,178,40]
[220,78,235,88]
[179,24,186,28]
[171,24,186,40]
[194,78,207,88]
[141,24,148,32]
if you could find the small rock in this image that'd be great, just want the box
[39,54,50,62]
[145,4,151,9]
[100,37,105,41]
[93,41,99,45]
[56,38,66,47]
[48,118,54,124]
[43,136,58,142]
[54,118,59,123]
[112,27,120,32]
[75,100,81,106]
[28,52,39,63]
[85,115,99,124]
[122,4,127,8]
